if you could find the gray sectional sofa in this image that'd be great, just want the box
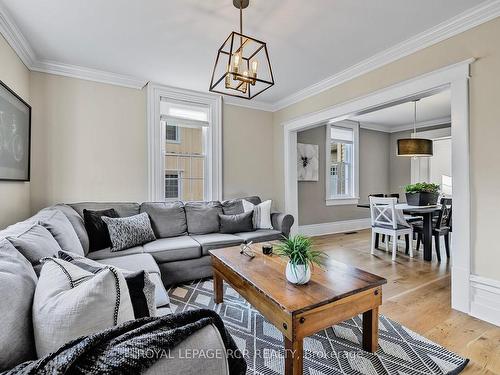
[0,196,293,374]
[66,196,293,286]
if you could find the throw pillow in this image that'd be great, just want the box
[0,239,37,371]
[83,208,119,251]
[38,209,85,256]
[185,201,223,235]
[101,212,156,252]
[7,224,63,275]
[242,199,273,230]
[219,211,254,234]
[33,258,134,357]
[140,202,188,238]
[58,251,156,318]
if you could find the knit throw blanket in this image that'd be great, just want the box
[3,309,246,375]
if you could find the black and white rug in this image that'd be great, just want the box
[167,278,468,375]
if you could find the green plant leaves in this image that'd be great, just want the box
[274,234,327,269]
[404,182,440,194]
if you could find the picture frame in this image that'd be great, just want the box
[297,143,319,181]
[0,79,31,181]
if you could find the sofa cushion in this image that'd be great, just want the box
[0,239,37,371]
[38,209,85,256]
[234,229,283,243]
[185,201,223,235]
[102,213,156,252]
[86,245,144,260]
[53,204,91,255]
[7,224,63,275]
[33,258,134,357]
[219,211,253,234]
[58,251,156,319]
[61,252,169,309]
[96,253,160,274]
[243,199,273,230]
[191,233,244,255]
[70,202,140,218]
[221,196,261,215]
[140,202,187,238]
[142,324,228,375]
[83,208,119,251]
[143,237,202,262]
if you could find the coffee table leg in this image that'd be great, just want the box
[362,307,379,352]
[284,337,303,375]
[213,271,223,304]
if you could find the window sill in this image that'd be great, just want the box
[325,197,359,206]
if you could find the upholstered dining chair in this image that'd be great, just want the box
[370,197,413,261]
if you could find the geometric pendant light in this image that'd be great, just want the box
[209,0,275,100]
[397,100,433,157]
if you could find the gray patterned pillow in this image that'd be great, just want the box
[102,213,156,252]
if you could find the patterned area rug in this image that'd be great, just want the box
[167,278,468,375]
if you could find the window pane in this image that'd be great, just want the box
[165,172,179,199]
[329,141,353,197]
[166,125,178,141]
[165,124,205,201]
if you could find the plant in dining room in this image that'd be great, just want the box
[274,235,326,285]
[405,182,440,206]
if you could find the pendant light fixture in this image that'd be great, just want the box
[397,100,433,157]
[209,0,274,100]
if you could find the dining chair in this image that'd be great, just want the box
[385,193,400,200]
[415,198,452,261]
[370,197,413,261]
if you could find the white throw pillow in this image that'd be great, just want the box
[242,199,273,230]
[33,258,134,357]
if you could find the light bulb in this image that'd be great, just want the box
[233,53,241,67]
[251,60,258,74]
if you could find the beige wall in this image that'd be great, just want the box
[29,72,148,211]
[27,72,273,212]
[0,35,31,229]
[272,17,500,281]
[222,104,274,201]
[297,126,389,225]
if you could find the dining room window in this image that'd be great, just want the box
[326,121,359,205]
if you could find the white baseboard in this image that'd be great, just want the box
[470,275,500,327]
[298,218,371,237]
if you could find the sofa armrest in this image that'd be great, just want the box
[271,212,294,238]
[143,323,229,375]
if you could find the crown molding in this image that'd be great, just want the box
[222,96,275,111]
[271,0,500,112]
[359,116,451,133]
[0,1,35,68]
[31,59,148,89]
[1,0,499,107]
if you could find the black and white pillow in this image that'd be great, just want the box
[242,199,273,229]
[33,258,134,357]
[101,212,156,252]
[58,251,156,318]
[83,208,119,251]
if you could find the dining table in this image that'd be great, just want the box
[357,203,442,262]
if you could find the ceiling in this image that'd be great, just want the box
[0,0,489,106]
[352,89,451,132]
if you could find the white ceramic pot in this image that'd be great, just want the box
[285,262,311,285]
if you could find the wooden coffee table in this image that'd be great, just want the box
[209,246,387,375]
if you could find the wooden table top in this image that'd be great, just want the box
[209,245,386,315]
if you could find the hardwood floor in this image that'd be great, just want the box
[311,230,500,375]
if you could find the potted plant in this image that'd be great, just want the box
[405,182,440,206]
[274,235,327,285]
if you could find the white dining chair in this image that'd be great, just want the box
[369,197,413,261]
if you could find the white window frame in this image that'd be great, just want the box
[325,120,359,206]
[147,83,222,201]
[165,124,181,144]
